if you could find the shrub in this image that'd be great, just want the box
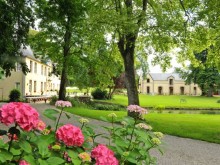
[66,96,88,108]
[91,88,107,100]
[200,110,216,114]
[217,100,220,103]
[9,89,21,102]
[154,105,165,110]
[90,103,123,111]
[49,95,58,105]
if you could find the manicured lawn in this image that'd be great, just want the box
[102,94,220,109]
[66,107,220,143]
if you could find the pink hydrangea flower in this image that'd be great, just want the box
[91,144,119,165]
[0,102,40,131]
[56,124,84,147]
[55,100,72,107]
[127,105,147,115]
[19,160,30,165]
[36,120,46,131]
[0,102,17,125]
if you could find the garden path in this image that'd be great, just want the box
[1,102,220,165]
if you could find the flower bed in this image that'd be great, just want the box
[0,101,163,164]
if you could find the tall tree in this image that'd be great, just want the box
[89,1,195,116]
[0,0,34,76]
[33,0,87,100]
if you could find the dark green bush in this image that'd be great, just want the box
[91,88,107,100]
[91,103,122,111]
[49,95,58,105]
[9,89,21,102]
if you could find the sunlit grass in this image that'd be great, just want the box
[66,107,220,143]
[101,94,220,109]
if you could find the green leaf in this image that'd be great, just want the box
[72,158,81,165]
[43,109,59,121]
[0,149,13,162]
[38,142,51,158]
[67,149,78,159]
[127,157,137,164]
[24,155,37,165]
[0,139,8,148]
[19,140,32,153]
[38,158,48,165]
[64,112,71,119]
[10,148,21,155]
[115,137,129,148]
[46,157,65,165]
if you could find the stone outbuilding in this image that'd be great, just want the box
[139,73,202,95]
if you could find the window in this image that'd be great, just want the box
[16,63,21,71]
[41,82,43,92]
[180,87,184,95]
[147,78,150,83]
[147,86,150,94]
[194,87,197,95]
[48,68,50,76]
[34,62,37,74]
[15,82,20,90]
[34,81,37,92]
[44,66,47,76]
[169,79,173,85]
[30,61,33,72]
[41,65,43,75]
[44,82,47,91]
[29,80,32,93]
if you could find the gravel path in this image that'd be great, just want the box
[1,102,220,165]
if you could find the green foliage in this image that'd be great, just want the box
[100,115,163,164]
[49,95,58,105]
[0,102,162,164]
[9,89,21,102]
[0,0,33,76]
[154,105,166,110]
[91,88,108,100]
[176,50,220,97]
[89,102,124,111]
[217,100,220,103]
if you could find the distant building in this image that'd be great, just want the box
[0,46,60,101]
[139,73,202,95]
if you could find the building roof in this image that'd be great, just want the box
[149,73,183,81]
[20,46,37,60]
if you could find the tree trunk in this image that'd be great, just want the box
[58,19,71,100]
[118,34,140,117]
[59,66,67,100]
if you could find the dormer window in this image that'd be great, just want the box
[169,79,173,85]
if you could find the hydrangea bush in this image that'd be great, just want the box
[0,101,163,164]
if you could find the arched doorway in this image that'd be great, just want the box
[169,87,173,95]
[180,87,184,95]
[158,86,163,95]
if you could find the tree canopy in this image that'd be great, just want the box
[0,0,34,76]
[176,49,220,97]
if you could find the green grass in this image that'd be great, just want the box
[66,107,220,143]
[102,94,220,109]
